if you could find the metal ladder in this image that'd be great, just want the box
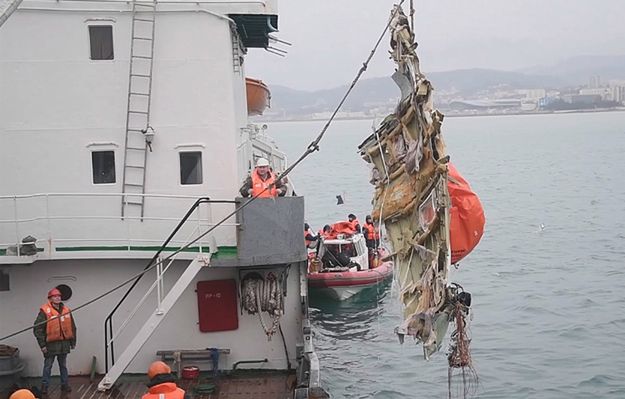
[0,0,24,28]
[231,24,242,73]
[121,0,157,220]
[98,254,212,391]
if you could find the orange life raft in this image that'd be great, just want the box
[323,221,356,239]
[448,163,485,264]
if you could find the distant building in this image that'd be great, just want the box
[562,94,602,105]
[589,75,601,89]
[579,87,609,99]
[607,81,625,104]
[449,99,521,110]
[520,101,537,111]
[518,89,546,100]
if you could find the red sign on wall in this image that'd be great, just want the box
[196,279,238,332]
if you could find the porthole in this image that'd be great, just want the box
[56,284,73,301]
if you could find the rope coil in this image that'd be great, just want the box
[241,272,284,340]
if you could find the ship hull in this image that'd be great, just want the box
[308,261,393,300]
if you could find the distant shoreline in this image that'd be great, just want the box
[258,107,625,123]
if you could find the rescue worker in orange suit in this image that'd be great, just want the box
[319,224,332,238]
[142,361,191,399]
[347,214,361,233]
[363,215,380,250]
[304,223,319,249]
[9,389,36,399]
[239,157,285,198]
[33,288,76,394]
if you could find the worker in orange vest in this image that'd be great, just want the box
[347,214,361,233]
[304,223,319,249]
[33,287,76,394]
[319,224,332,239]
[363,215,381,250]
[239,158,285,198]
[142,361,190,399]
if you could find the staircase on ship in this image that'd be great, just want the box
[0,0,23,28]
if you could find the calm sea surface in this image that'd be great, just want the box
[268,111,625,399]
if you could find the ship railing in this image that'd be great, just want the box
[105,233,197,369]
[102,197,235,372]
[0,192,237,259]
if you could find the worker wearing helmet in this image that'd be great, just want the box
[239,157,285,198]
[33,287,76,394]
[9,389,36,399]
[142,361,190,399]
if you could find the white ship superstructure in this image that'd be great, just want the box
[0,1,326,397]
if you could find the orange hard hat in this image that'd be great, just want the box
[147,361,171,379]
[9,389,36,399]
[47,288,61,298]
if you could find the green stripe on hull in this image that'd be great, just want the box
[1,246,237,259]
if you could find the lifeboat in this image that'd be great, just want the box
[308,224,393,300]
[245,77,271,116]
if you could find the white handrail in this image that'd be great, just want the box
[0,192,237,256]
[0,192,213,200]
[107,220,213,345]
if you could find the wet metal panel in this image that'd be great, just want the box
[236,197,306,265]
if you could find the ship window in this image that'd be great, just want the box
[89,25,114,60]
[180,152,203,185]
[56,284,73,301]
[92,151,116,184]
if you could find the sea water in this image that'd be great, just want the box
[268,111,625,398]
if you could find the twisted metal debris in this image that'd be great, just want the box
[359,4,454,358]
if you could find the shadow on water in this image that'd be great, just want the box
[309,279,392,341]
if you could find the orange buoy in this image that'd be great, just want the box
[448,163,485,264]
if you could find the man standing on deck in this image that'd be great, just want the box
[142,361,191,399]
[34,287,76,394]
[363,215,380,250]
[239,158,285,198]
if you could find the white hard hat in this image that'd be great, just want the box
[256,158,270,167]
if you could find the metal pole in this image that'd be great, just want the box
[156,257,164,315]
[13,196,20,256]
[46,194,51,255]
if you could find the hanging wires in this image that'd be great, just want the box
[410,0,415,31]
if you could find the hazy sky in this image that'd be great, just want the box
[245,0,625,91]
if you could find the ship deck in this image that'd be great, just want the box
[12,371,297,399]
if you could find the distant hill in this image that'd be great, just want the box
[270,78,401,117]
[521,55,625,86]
[266,56,625,117]
[428,69,565,93]
[268,70,563,117]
